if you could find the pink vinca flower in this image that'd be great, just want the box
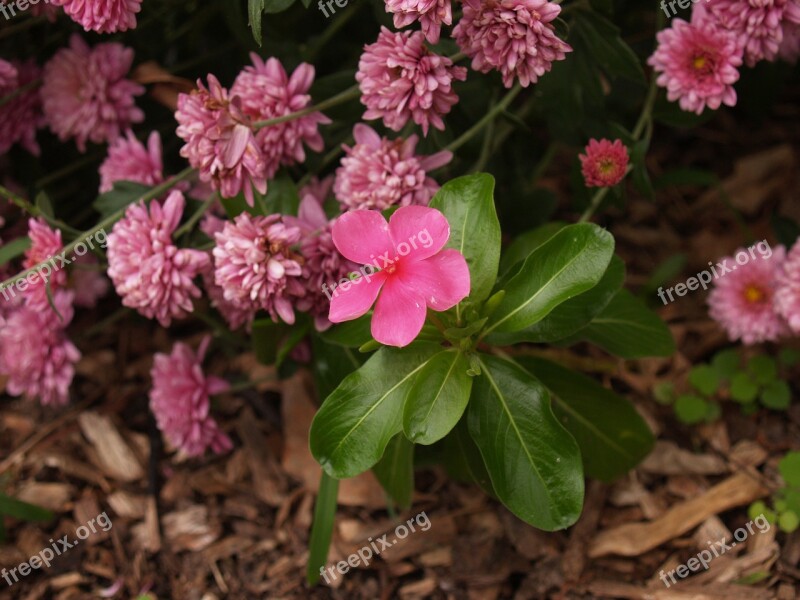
[648,19,743,115]
[0,59,44,156]
[452,0,572,88]
[175,75,267,206]
[775,239,800,333]
[357,27,467,136]
[149,336,232,457]
[42,35,144,152]
[99,130,164,193]
[107,190,210,326]
[579,139,630,188]
[384,0,452,43]
[707,245,789,344]
[334,124,452,211]
[329,206,470,347]
[50,0,141,33]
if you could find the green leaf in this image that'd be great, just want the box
[260,176,300,215]
[403,350,473,445]
[730,372,759,404]
[498,222,566,276]
[251,319,282,365]
[517,356,654,482]
[429,173,501,305]
[0,236,31,267]
[306,471,339,585]
[93,181,151,217]
[779,452,800,487]
[760,380,790,410]
[468,355,584,530]
[711,349,740,380]
[778,511,799,533]
[688,365,720,396]
[748,355,777,385]
[0,493,53,522]
[440,416,495,495]
[653,382,675,405]
[35,191,54,219]
[571,11,645,83]
[569,289,675,358]
[319,314,373,348]
[372,434,414,509]
[674,395,711,425]
[248,0,264,44]
[779,348,800,367]
[485,223,614,336]
[311,337,364,400]
[310,343,440,478]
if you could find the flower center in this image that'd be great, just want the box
[743,285,766,304]
[598,158,617,175]
[385,263,398,275]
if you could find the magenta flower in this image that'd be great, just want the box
[708,245,789,344]
[212,213,306,325]
[42,35,144,152]
[175,75,267,207]
[0,290,80,406]
[329,206,470,347]
[99,131,164,193]
[334,124,452,211]
[579,139,630,188]
[384,0,452,43]
[22,218,68,307]
[0,59,43,156]
[149,336,232,457]
[107,190,210,326]
[648,19,743,115]
[775,240,800,333]
[357,27,467,136]
[452,0,572,88]
[232,54,330,175]
[50,0,141,33]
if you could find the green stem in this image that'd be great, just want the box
[217,373,277,395]
[253,85,360,130]
[0,16,46,41]
[0,185,81,236]
[0,79,41,108]
[176,194,217,239]
[577,165,634,223]
[445,84,523,154]
[306,471,339,586]
[632,75,658,141]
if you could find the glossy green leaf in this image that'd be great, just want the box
[310,337,365,401]
[498,222,566,276]
[485,223,614,336]
[468,355,584,530]
[440,416,495,495]
[319,313,373,348]
[93,181,151,217]
[372,434,414,508]
[517,356,655,482]
[310,343,440,479]
[403,349,473,445]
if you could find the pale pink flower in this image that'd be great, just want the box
[334,124,451,211]
[329,206,470,347]
[452,0,572,88]
[175,75,267,207]
[212,213,306,325]
[0,290,80,406]
[357,27,466,136]
[775,240,800,333]
[107,190,209,326]
[50,0,141,33]
[149,336,232,457]
[0,60,43,156]
[579,139,629,188]
[42,35,144,152]
[232,54,330,175]
[385,0,452,43]
[708,245,789,344]
[648,18,743,115]
[99,131,164,193]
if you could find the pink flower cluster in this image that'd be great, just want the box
[708,239,800,344]
[384,0,452,43]
[50,0,142,33]
[99,131,164,193]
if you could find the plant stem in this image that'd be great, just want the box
[176,195,217,239]
[0,185,81,236]
[0,79,41,108]
[445,84,522,154]
[0,16,45,41]
[218,373,277,395]
[253,85,360,130]
[577,165,634,223]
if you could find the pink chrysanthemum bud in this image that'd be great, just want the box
[212,213,306,325]
[107,190,209,326]
[22,218,68,307]
[149,336,232,458]
[334,124,452,211]
[42,35,144,152]
[99,131,164,193]
[50,0,142,33]
[452,0,572,88]
[357,27,467,136]
[384,0,452,44]
[579,139,630,188]
[0,59,43,156]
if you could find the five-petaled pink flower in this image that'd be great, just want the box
[579,138,630,188]
[328,206,470,347]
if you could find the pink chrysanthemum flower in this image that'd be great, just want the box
[648,19,743,115]
[107,190,209,326]
[775,240,800,333]
[212,213,306,325]
[385,0,452,43]
[201,266,256,331]
[22,218,68,306]
[0,60,43,156]
[42,35,144,152]
[329,206,470,347]
[0,290,80,406]
[779,22,800,62]
[149,336,232,457]
[357,27,467,136]
[50,0,141,33]
[175,75,267,207]
[232,54,330,176]
[579,139,630,188]
[99,131,164,193]
[72,255,110,308]
[708,245,789,344]
[452,0,572,88]
[334,124,452,211]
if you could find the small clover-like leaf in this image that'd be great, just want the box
[688,365,720,396]
[730,372,759,404]
[674,395,709,424]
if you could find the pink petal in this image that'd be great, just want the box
[329,270,387,322]
[371,276,427,347]
[400,249,471,311]
[332,210,395,264]
[388,206,450,262]
[353,123,382,148]
[222,124,251,169]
